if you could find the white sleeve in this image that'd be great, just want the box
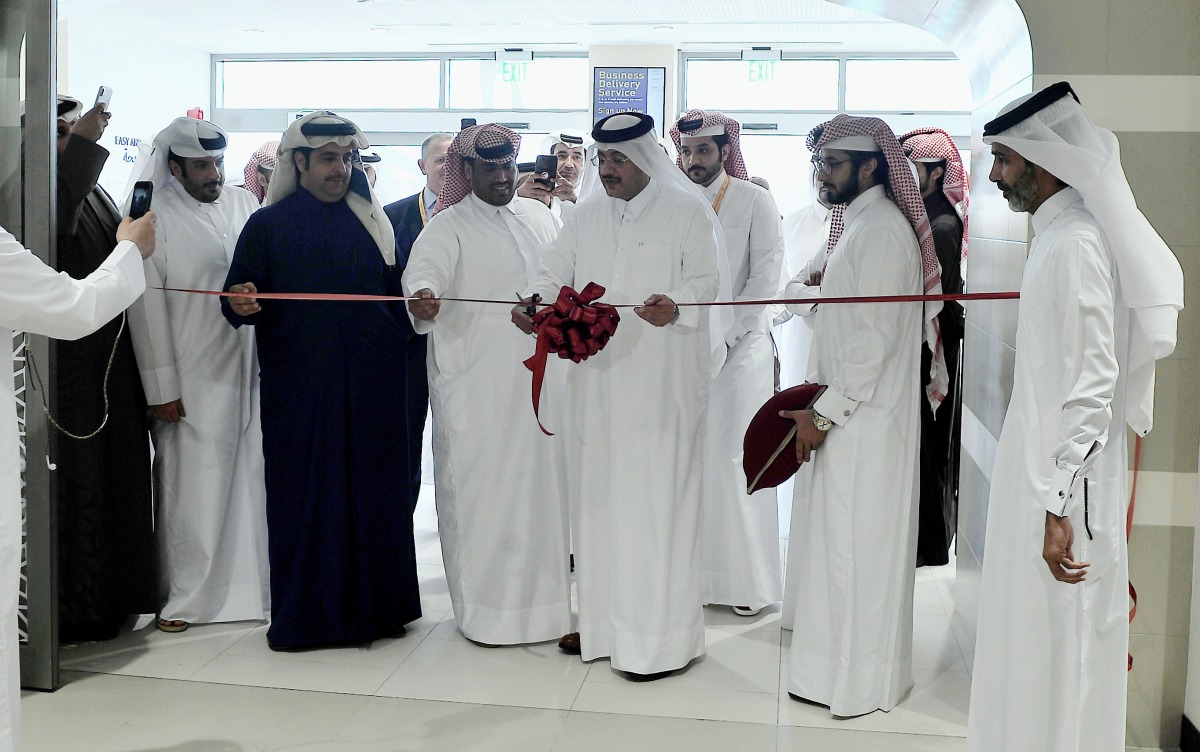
[666,203,720,329]
[126,232,180,406]
[727,191,785,346]
[402,213,463,335]
[0,226,145,341]
[1046,232,1118,516]
[782,255,823,318]
[812,225,920,427]
[524,210,580,302]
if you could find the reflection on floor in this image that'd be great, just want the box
[27,487,977,752]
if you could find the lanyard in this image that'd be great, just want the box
[418,192,431,227]
[711,173,731,214]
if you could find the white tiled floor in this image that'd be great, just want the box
[27,488,981,752]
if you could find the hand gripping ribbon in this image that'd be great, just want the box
[522,283,620,436]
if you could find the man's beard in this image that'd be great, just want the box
[1000,163,1039,212]
[824,169,860,205]
[686,162,720,186]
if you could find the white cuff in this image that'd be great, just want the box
[813,387,859,426]
[140,366,181,407]
[1047,464,1081,517]
[784,284,822,318]
[669,298,699,328]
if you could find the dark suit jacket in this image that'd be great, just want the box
[382,192,430,505]
[384,192,424,269]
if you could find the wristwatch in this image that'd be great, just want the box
[811,409,833,432]
[670,304,680,324]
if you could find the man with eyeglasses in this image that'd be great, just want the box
[514,112,729,681]
[669,109,785,619]
[779,115,946,717]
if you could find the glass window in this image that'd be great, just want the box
[738,134,820,218]
[218,59,441,109]
[448,59,589,110]
[685,60,839,111]
[223,131,286,194]
[360,145,425,207]
[845,59,971,112]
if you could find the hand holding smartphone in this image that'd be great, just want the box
[533,154,557,189]
[94,85,113,112]
[129,181,154,220]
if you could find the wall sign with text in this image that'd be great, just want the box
[592,67,667,135]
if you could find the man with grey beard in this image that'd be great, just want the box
[968,81,1183,752]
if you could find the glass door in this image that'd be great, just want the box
[1,0,60,691]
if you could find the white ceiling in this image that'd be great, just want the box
[59,0,952,54]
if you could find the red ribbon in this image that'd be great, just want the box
[159,287,1019,307]
[522,283,620,436]
[1128,434,1142,671]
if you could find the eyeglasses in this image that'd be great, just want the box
[590,154,631,167]
[811,155,853,174]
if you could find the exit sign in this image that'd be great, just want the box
[748,61,776,82]
[502,62,528,82]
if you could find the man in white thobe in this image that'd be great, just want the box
[404,124,569,646]
[0,215,155,752]
[514,112,727,679]
[670,109,784,616]
[780,115,947,716]
[126,118,269,632]
[967,82,1183,752]
[517,128,600,227]
[776,170,832,632]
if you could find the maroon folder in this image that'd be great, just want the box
[742,383,827,494]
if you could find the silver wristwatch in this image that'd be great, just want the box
[811,409,833,432]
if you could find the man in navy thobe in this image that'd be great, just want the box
[222,111,421,650]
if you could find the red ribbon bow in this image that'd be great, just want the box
[523,283,620,436]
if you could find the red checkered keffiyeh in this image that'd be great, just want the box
[243,140,280,204]
[669,110,750,180]
[901,127,969,260]
[438,124,522,213]
[807,115,948,410]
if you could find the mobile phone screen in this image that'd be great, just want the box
[129,181,153,219]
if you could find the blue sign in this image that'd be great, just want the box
[593,67,667,135]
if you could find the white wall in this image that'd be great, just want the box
[59,17,209,200]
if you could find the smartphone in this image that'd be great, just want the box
[533,154,557,189]
[129,181,153,219]
[460,117,477,130]
[94,85,113,112]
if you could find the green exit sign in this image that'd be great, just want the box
[748,61,776,82]
[502,62,528,82]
